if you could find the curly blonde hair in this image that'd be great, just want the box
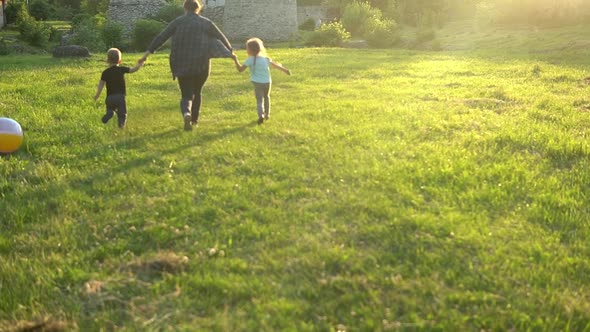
[107,48,121,65]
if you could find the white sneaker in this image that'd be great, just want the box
[183,113,192,131]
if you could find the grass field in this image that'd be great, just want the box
[1,22,590,331]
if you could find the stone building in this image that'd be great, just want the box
[108,0,301,42]
[107,0,167,35]
[204,0,225,6]
[220,0,298,42]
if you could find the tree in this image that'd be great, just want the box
[29,0,53,21]
[81,0,109,15]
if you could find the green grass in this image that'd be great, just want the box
[1,22,590,331]
[45,21,72,32]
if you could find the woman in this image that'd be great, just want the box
[139,0,233,131]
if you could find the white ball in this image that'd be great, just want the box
[0,117,24,154]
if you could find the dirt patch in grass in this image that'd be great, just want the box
[3,319,72,332]
[125,252,189,280]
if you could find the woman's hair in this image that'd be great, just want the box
[107,48,121,65]
[184,0,202,13]
[246,38,267,70]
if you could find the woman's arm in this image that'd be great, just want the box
[140,19,178,62]
[208,21,232,52]
[232,55,248,73]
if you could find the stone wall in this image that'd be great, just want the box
[204,0,225,6]
[108,0,300,42]
[222,0,298,42]
[107,0,167,36]
[297,5,331,27]
[201,6,225,28]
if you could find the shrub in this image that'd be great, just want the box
[17,7,52,47]
[81,0,110,16]
[364,18,398,48]
[4,1,22,25]
[341,1,382,37]
[0,38,10,56]
[101,21,124,49]
[49,26,63,43]
[52,6,76,20]
[299,18,316,31]
[430,39,442,51]
[481,0,588,27]
[69,18,105,51]
[305,21,350,47]
[132,19,165,51]
[29,0,53,21]
[71,13,93,29]
[416,28,436,43]
[416,9,443,28]
[152,4,184,23]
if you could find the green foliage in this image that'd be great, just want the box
[69,15,105,51]
[101,20,124,49]
[151,3,184,23]
[416,27,436,42]
[132,19,165,51]
[50,0,82,11]
[321,0,354,11]
[51,5,77,21]
[341,1,382,37]
[305,21,350,46]
[16,4,52,47]
[48,25,63,43]
[299,17,317,31]
[81,0,109,16]
[327,0,477,26]
[479,0,590,27]
[71,13,93,28]
[340,1,398,48]
[0,38,9,55]
[5,0,25,25]
[364,17,398,48]
[29,0,53,21]
[429,38,442,51]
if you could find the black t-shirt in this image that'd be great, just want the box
[101,66,130,96]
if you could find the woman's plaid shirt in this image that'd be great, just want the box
[147,13,232,79]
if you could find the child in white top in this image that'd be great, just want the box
[232,38,291,124]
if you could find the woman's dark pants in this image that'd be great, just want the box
[102,94,127,128]
[178,71,210,124]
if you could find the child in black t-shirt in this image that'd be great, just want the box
[94,48,143,128]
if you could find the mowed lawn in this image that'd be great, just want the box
[1,25,590,331]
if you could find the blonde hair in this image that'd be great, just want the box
[246,38,267,71]
[106,48,121,65]
[184,0,202,13]
[246,38,267,57]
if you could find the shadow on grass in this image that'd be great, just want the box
[1,122,255,230]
